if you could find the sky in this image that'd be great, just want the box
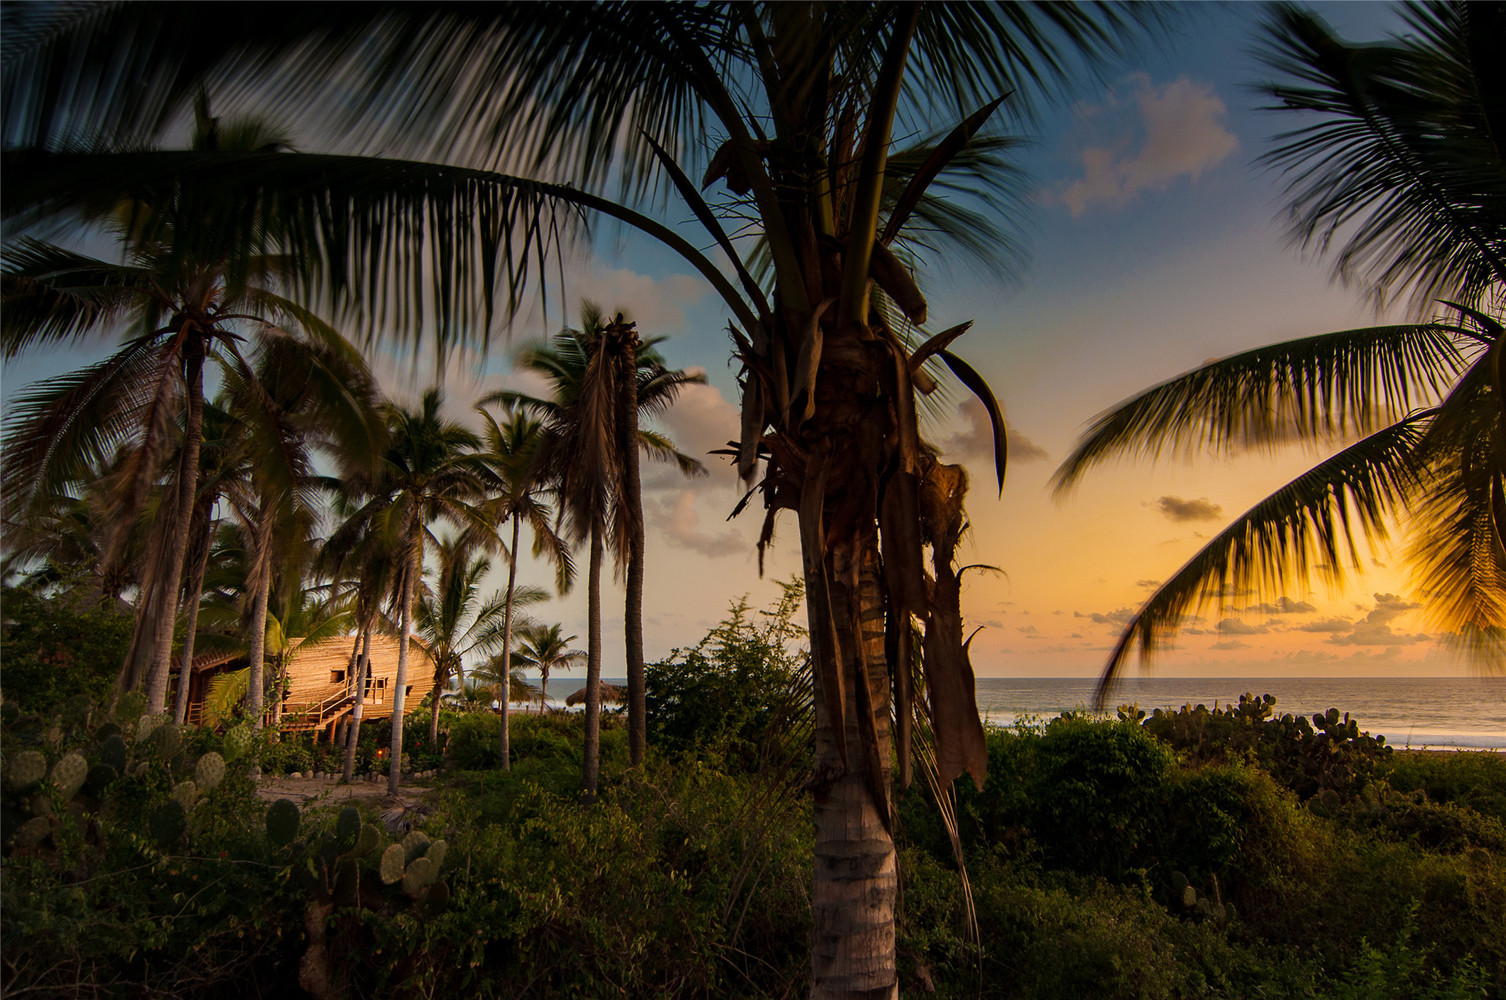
[2,3,1480,683]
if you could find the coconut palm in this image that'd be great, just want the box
[415,534,548,744]
[498,305,704,797]
[472,403,573,769]
[1053,2,1505,702]
[506,623,587,713]
[325,389,489,794]
[3,4,1159,990]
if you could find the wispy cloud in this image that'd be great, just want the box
[1153,495,1223,522]
[937,397,1049,467]
[1055,75,1238,217]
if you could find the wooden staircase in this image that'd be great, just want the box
[271,689,356,732]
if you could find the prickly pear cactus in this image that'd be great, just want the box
[222,725,253,761]
[99,734,128,773]
[266,798,301,847]
[11,815,52,851]
[85,763,118,795]
[423,839,446,872]
[50,751,88,800]
[172,780,198,811]
[194,752,226,791]
[401,856,436,898]
[333,857,361,908]
[401,830,431,865]
[348,823,380,859]
[146,720,182,758]
[425,879,451,916]
[4,749,47,792]
[378,842,407,885]
[334,807,362,849]
[150,799,187,848]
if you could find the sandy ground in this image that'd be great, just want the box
[252,773,440,827]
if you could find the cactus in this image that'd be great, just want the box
[146,721,182,758]
[194,752,226,791]
[150,799,187,847]
[223,725,253,761]
[4,749,47,791]
[378,842,407,885]
[50,751,88,800]
[99,734,128,773]
[333,858,361,908]
[401,856,436,898]
[12,815,52,850]
[335,807,362,849]
[30,793,54,817]
[423,839,446,872]
[401,829,431,865]
[425,878,451,915]
[347,823,380,860]
[172,780,198,810]
[266,798,301,847]
[85,763,118,795]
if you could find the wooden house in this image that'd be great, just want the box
[182,634,435,740]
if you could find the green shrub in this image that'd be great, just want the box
[0,586,132,713]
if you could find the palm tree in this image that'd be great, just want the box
[328,389,489,794]
[506,623,587,713]
[1053,3,1505,701]
[499,305,704,797]
[472,403,573,769]
[3,6,1158,991]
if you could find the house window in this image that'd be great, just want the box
[330,669,346,684]
[365,677,386,704]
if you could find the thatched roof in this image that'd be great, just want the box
[564,682,624,707]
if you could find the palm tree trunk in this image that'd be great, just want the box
[144,337,206,714]
[388,532,420,795]
[172,519,214,725]
[428,655,444,745]
[616,329,647,766]
[246,540,271,728]
[498,511,521,769]
[581,517,604,802]
[343,621,373,783]
[811,544,895,999]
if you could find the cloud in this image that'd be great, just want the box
[1153,495,1223,522]
[1056,75,1238,216]
[937,398,1049,466]
[1212,639,1249,650]
[1245,596,1318,615]
[642,380,742,490]
[1297,617,1357,634]
[1327,592,1429,647]
[1216,618,1268,635]
[1136,579,1162,589]
[645,489,745,558]
[1078,607,1137,626]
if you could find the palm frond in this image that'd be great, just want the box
[1,238,161,356]
[1054,323,1463,495]
[1095,412,1434,704]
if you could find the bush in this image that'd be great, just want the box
[0,586,132,712]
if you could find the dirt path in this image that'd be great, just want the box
[252,773,439,828]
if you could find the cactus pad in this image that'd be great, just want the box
[423,839,446,872]
[172,780,198,810]
[194,752,226,791]
[426,879,451,915]
[266,798,301,847]
[378,842,407,885]
[12,815,52,850]
[147,720,182,758]
[149,799,187,847]
[50,752,88,800]
[4,749,47,791]
[333,858,360,908]
[401,830,431,865]
[401,856,436,897]
[99,734,128,773]
[85,763,118,795]
[1180,885,1198,908]
[335,807,361,848]
[349,823,380,859]
[222,725,253,761]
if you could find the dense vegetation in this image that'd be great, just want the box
[3,590,1503,999]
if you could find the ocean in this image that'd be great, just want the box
[541,675,1506,751]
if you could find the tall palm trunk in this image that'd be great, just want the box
[498,511,522,768]
[580,516,604,802]
[388,531,420,795]
[614,326,647,766]
[343,620,373,783]
[144,336,206,713]
[246,537,271,728]
[172,514,215,725]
